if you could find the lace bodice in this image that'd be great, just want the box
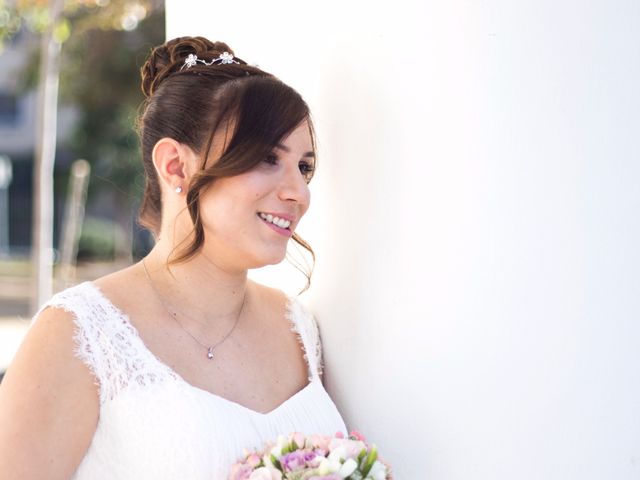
[34,282,347,479]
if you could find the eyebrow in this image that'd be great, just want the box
[275,143,315,158]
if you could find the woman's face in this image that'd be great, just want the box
[197,120,314,271]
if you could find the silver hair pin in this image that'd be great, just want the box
[181,52,240,70]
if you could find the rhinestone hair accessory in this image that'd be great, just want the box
[181,52,240,70]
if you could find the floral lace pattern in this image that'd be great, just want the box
[36,282,324,405]
[285,296,324,382]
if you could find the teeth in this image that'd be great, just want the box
[259,212,291,229]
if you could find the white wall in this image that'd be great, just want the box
[167,1,640,478]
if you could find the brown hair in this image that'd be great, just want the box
[136,36,315,289]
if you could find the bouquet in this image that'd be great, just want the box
[228,431,392,480]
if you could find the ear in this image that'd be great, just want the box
[151,138,197,193]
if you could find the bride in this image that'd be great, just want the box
[0,36,347,479]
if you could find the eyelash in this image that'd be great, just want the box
[264,154,316,182]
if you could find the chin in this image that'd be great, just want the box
[243,248,287,269]
[259,252,288,267]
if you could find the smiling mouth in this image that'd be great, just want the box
[257,212,292,230]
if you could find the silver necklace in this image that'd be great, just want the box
[142,258,246,360]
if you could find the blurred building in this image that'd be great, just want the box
[0,30,78,258]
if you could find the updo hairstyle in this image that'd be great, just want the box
[136,36,315,284]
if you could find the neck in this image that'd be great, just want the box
[143,240,250,326]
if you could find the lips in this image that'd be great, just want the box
[257,212,296,230]
[257,212,295,237]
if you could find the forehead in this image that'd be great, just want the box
[276,120,314,156]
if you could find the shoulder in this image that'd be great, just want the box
[26,266,146,404]
[92,262,147,310]
[31,261,141,322]
[16,301,98,386]
[36,280,95,310]
[0,301,99,477]
[248,280,290,315]
[248,281,316,326]
[9,303,99,398]
[247,281,319,338]
[249,282,324,380]
[26,281,109,390]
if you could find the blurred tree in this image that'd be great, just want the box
[0,0,163,48]
[0,0,164,310]
[61,9,165,261]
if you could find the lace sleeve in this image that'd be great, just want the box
[286,298,324,381]
[32,283,106,400]
[306,310,324,380]
[32,282,177,405]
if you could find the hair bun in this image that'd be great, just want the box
[141,36,236,98]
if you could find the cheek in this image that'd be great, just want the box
[198,179,261,226]
[301,187,311,212]
[197,187,237,227]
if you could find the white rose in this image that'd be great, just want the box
[318,457,341,475]
[367,461,387,480]
[329,439,367,460]
[339,458,358,477]
[328,446,347,462]
[262,454,275,467]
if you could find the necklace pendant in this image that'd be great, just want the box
[207,347,214,360]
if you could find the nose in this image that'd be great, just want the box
[278,163,310,205]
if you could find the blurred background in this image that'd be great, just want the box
[0,0,165,379]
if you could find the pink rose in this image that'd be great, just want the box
[228,464,253,480]
[290,432,306,448]
[305,434,331,450]
[328,438,367,460]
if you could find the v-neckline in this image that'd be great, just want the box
[84,281,316,416]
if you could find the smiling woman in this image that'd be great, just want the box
[191,120,313,268]
[137,37,317,275]
[0,36,347,480]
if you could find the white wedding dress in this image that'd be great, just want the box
[35,282,347,479]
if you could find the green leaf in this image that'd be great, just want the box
[361,445,378,477]
[270,454,283,471]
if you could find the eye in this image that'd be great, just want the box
[299,161,316,182]
[262,153,315,182]
[264,153,278,165]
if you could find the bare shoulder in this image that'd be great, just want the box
[0,306,99,478]
[2,305,100,398]
[248,280,290,314]
[93,262,146,307]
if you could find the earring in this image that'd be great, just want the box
[175,186,183,194]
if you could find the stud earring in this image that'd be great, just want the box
[175,186,183,194]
